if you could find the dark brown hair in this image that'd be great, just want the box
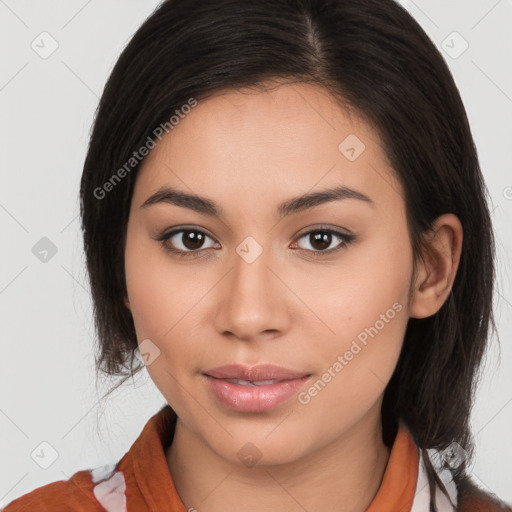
[79,0,497,507]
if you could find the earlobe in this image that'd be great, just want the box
[409,213,463,319]
[124,296,131,310]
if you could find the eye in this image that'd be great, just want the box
[157,226,356,259]
[157,228,219,258]
[292,228,356,257]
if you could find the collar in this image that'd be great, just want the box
[130,404,187,511]
[366,422,419,512]
[120,404,457,512]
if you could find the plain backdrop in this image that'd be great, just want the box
[0,0,511,507]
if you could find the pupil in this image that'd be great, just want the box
[179,231,333,252]
[311,231,331,250]
[183,230,204,250]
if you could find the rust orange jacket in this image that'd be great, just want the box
[3,404,511,511]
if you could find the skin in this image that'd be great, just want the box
[123,81,463,512]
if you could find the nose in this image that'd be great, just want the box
[213,240,291,342]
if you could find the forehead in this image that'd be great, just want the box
[132,82,403,215]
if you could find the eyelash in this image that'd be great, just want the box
[156,226,356,259]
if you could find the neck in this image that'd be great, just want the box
[166,405,391,512]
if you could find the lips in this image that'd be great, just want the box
[202,364,311,412]
[203,364,309,382]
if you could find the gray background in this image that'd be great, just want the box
[1,0,511,506]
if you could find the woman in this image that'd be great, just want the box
[4,0,511,510]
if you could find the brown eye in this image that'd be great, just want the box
[158,228,218,257]
[179,230,208,250]
[306,231,333,251]
[294,229,355,256]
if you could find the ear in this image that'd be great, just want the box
[124,295,131,311]
[409,213,463,319]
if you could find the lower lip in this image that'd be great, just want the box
[204,375,310,412]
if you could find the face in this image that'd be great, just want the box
[124,81,414,465]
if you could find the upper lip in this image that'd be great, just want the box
[203,364,310,382]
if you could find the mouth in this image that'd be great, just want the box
[203,363,310,381]
[202,364,311,412]
[219,378,291,386]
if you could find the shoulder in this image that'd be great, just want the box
[1,464,124,512]
[456,477,512,512]
[1,405,173,512]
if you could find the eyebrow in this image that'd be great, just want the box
[140,184,374,218]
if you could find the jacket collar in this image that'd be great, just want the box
[123,404,457,512]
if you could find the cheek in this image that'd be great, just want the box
[294,230,412,397]
[124,227,210,378]
[294,228,412,337]
[124,238,200,408]
[125,223,184,335]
